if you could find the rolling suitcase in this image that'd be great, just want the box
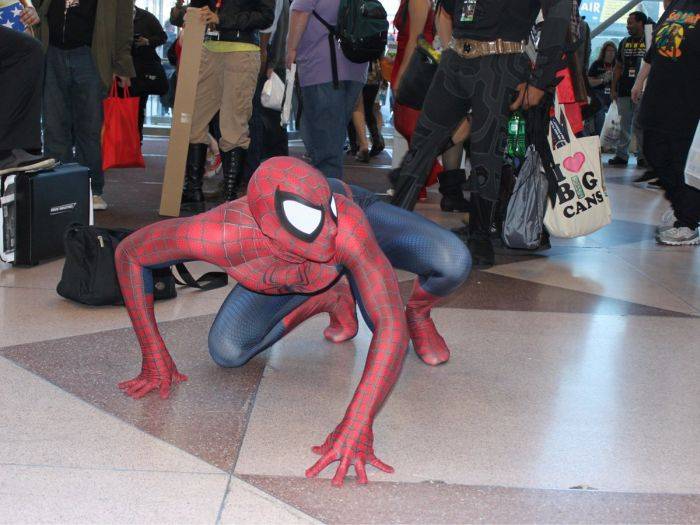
[0,163,92,266]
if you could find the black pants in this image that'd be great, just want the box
[362,83,380,137]
[395,50,526,207]
[644,128,700,229]
[0,27,44,152]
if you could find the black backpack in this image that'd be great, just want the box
[313,0,389,88]
[56,224,228,306]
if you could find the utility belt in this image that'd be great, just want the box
[203,29,258,46]
[449,38,525,59]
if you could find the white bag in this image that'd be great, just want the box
[600,101,620,152]
[260,71,285,111]
[544,105,612,238]
[281,64,296,126]
[684,121,700,190]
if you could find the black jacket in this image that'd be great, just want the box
[171,0,275,45]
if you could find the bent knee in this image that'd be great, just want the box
[208,331,250,368]
[436,233,472,285]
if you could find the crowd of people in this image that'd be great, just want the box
[0,0,698,246]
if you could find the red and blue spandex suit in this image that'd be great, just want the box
[115,157,471,486]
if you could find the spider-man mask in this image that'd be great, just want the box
[247,157,339,263]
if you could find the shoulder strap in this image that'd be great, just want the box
[172,263,228,291]
[312,10,340,89]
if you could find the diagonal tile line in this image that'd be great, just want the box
[215,363,265,524]
[0,461,226,477]
[607,248,700,316]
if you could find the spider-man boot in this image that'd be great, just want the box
[182,143,207,211]
[406,279,450,365]
[282,279,358,342]
[221,147,245,201]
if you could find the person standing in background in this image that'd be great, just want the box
[609,11,648,168]
[33,0,135,211]
[131,6,167,139]
[638,0,700,246]
[587,41,616,136]
[181,0,275,210]
[0,4,56,175]
[286,0,368,180]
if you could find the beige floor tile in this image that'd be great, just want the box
[235,309,700,493]
[219,478,321,525]
[0,465,228,524]
[0,357,222,474]
[486,250,698,315]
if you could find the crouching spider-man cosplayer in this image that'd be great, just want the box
[115,157,470,486]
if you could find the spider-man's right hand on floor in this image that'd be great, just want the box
[118,346,187,399]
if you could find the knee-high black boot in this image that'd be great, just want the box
[468,193,496,268]
[438,169,471,212]
[182,143,207,211]
[222,147,245,201]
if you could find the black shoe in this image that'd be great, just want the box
[355,149,370,163]
[608,156,628,167]
[636,158,648,169]
[649,179,664,189]
[369,131,385,157]
[182,144,207,211]
[438,169,470,212]
[0,149,56,176]
[467,194,496,268]
[467,235,495,268]
[633,170,657,184]
[222,147,246,201]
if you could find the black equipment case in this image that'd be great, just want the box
[1,164,91,266]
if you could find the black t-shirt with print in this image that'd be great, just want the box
[48,0,97,49]
[588,58,614,105]
[640,0,700,137]
[615,35,646,97]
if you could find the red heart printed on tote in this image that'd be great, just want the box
[563,152,586,173]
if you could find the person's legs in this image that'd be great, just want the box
[466,53,525,266]
[219,50,259,199]
[301,81,363,179]
[594,107,607,137]
[351,92,369,161]
[43,46,75,166]
[138,95,148,140]
[631,98,645,164]
[614,97,633,162]
[644,128,700,244]
[69,47,107,196]
[0,27,43,153]
[391,50,472,209]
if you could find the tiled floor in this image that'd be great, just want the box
[1,138,699,524]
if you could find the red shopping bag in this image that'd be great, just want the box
[101,81,145,171]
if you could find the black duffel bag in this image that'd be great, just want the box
[57,224,228,306]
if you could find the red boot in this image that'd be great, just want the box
[405,279,450,365]
[283,279,358,343]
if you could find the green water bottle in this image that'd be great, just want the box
[515,112,527,159]
[506,112,520,158]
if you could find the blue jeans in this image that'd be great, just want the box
[43,46,106,194]
[615,96,645,162]
[300,81,363,179]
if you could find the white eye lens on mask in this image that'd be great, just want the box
[282,199,323,235]
[330,195,337,220]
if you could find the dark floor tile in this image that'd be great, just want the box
[1,314,264,471]
[241,475,700,525]
[399,270,693,317]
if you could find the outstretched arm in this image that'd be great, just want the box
[306,198,409,486]
[115,211,230,399]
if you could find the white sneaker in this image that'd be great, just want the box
[656,208,677,235]
[92,194,108,211]
[657,226,699,246]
